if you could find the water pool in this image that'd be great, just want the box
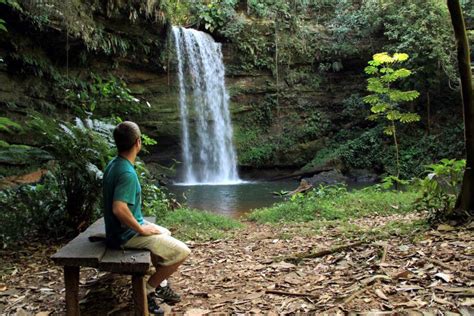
[167,180,299,218]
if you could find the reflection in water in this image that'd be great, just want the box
[168,181,298,218]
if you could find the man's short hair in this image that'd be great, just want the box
[113,121,141,153]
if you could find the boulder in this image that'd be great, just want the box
[304,169,348,187]
[348,169,379,183]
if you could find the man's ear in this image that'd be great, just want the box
[136,137,142,151]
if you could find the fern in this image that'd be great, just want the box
[0,117,22,133]
[27,114,115,230]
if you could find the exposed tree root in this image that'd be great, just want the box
[282,241,364,264]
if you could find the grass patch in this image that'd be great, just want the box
[247,185,419,224]
[157,208,244,242]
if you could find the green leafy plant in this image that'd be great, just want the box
[378,175,411,190]
[414,159,466,223]
[0,117,52,177]
[0,18,6,32]
[0,117,22,133]
[28,115,115,231]
[0,171,67,247]
[135,160,176,218]
[195,0,237,32]
[140,133,158,154]
[363,52,420,178]
[0,0,6,32]
[65,74,144,117]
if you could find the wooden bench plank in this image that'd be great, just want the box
[51,217,155,269]
[51,238,106,267]
[51,218,107,267]
[99,249,151,274]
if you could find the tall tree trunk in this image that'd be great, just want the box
[447,0,474,218]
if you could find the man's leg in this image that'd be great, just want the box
[148,255,186,287]
[124,233,191,305]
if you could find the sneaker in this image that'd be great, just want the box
[155,285,181,305]
[147,293,165,315]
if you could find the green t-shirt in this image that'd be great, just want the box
[103,156,144,248]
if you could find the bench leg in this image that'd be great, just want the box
[132,274,149,316]
[64,266,80,316]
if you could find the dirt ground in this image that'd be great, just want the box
[1,213,473,315]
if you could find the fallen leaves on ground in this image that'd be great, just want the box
[1,213,473,315]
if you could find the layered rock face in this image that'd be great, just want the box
[0,1,373,173]
[0,0,173,153]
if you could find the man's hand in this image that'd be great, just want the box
[139,224,162,236]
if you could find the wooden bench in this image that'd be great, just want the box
[51,217,155,316]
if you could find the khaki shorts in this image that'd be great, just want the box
[124,221,191,266]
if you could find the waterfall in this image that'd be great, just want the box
[172,26,240,185]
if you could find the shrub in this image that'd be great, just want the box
[414,159,465,223]
[0,171,66,247]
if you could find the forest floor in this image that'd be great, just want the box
[1,212,473,315]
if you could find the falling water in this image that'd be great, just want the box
[172,26,240,185]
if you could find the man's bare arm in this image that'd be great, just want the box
[112,201,161,236]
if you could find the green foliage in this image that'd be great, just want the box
[0,171,67,247]
[235,104,331,167]
[156,208,243,242]
[247,0,290,18]
[27,115,115,231]
[65,75,144,117]
[0,114,173,245]
[0,0,7,32]
[89,30,131,56]
[235,89,333,167]
[0,117,22,133]
[414,159,465,223]
[139,133,158,154]
[300,111,331,139]
[248,184,417,224]
[305,114,465,180]
[461,0,474,20]
[8,53,63,81]
[0,144,52,166]
[0,117,51,177]
[135,160,176,218]
[306,126,386,171]
[215,1,323,72]
[158,0,192,25]
[378,175,410,190]
[0,18,6,32]
[381,0,457,86]
[340,93,369,121]
[194,0,237,32]
[218,13,246,39]
[234,127,275,167]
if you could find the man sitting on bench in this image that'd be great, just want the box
[103,121,191,315]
